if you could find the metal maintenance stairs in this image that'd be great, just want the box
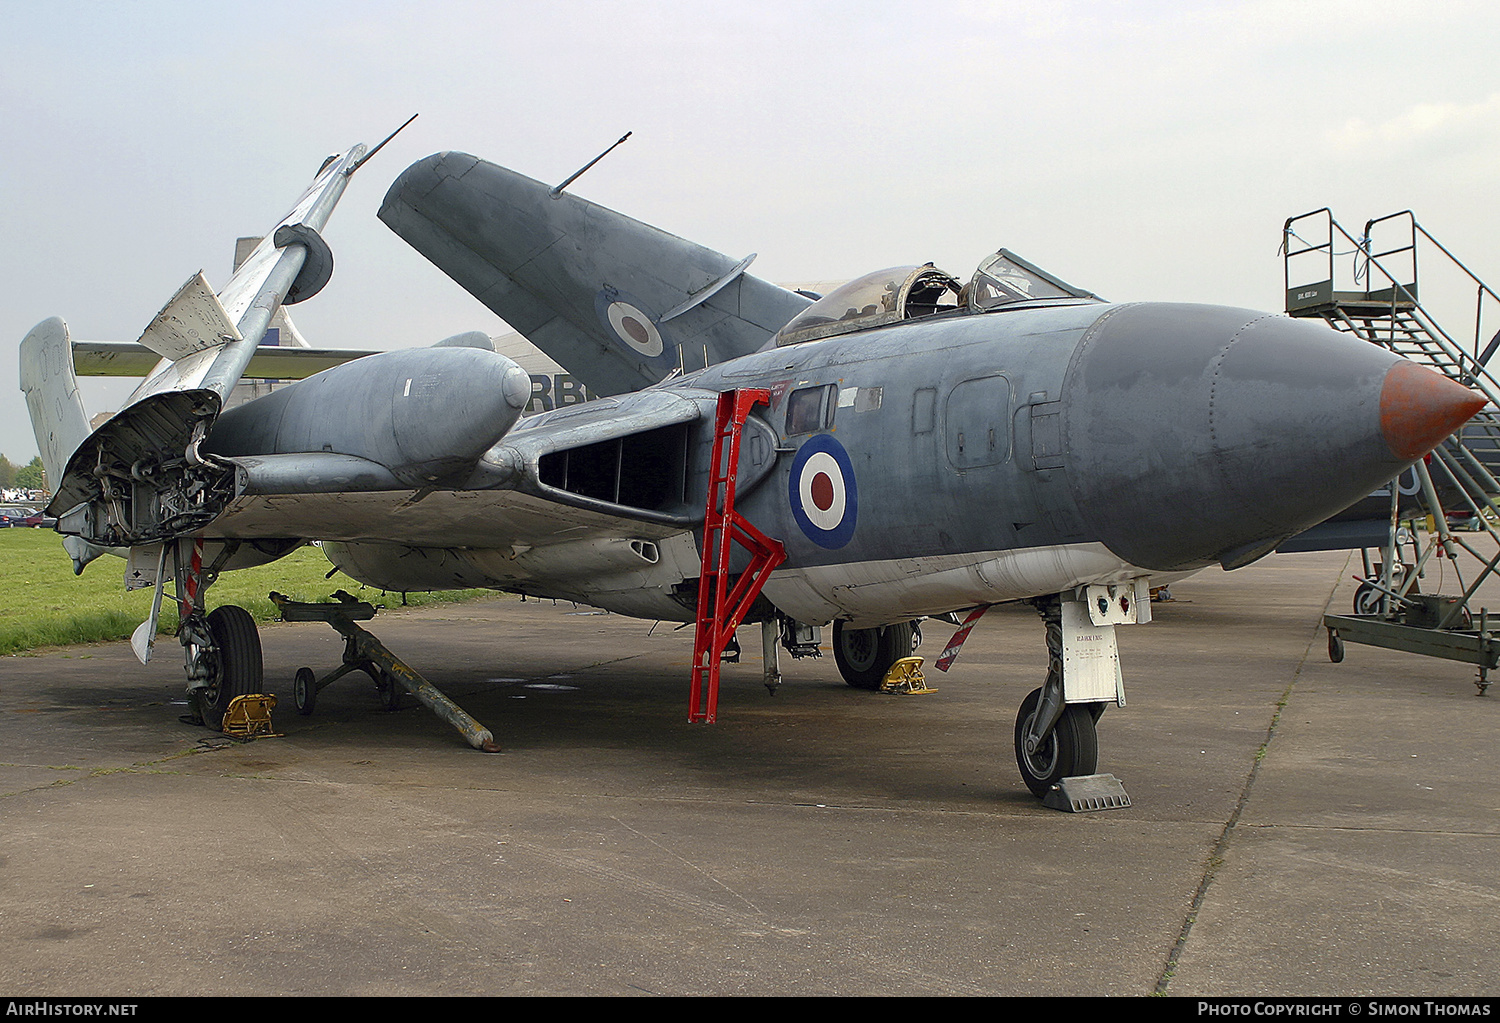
[1283,209,1500,690]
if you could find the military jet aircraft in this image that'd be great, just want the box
[20,138,1486,798]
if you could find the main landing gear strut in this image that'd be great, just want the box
[161,537,262,731]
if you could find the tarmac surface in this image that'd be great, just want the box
[1,548,1496,997]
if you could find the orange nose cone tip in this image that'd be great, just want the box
[1380,360,1488,460]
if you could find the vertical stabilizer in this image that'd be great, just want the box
[20,317,90,488]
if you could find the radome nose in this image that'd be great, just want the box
[1063,304,1481,572]
[1379,360,1487,460]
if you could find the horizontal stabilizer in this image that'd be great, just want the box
[72,341,381,380]
[379,152,811,397]
[136,271,243,360]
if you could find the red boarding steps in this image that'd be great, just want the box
[689,389,787,723]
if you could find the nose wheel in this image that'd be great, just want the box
[1014,686,1099,797]
[1014,594,1111,799]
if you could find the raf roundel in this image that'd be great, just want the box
[788,434,858,549]
[606,301,664,357]
[594,289,669,360]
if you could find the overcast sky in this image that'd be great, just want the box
[4,0,1499,463]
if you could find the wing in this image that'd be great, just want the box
[24,142,377,548]
[377,152,811,396]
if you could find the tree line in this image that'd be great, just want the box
[0,455,47,492]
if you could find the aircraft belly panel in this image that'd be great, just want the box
[760,542,1186,628]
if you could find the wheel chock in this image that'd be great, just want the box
[221,694,281,739]
[1042,773,1131,813]
[880,656,934,695]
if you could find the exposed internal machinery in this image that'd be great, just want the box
[19,138,1486,800]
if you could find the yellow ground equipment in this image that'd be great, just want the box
[879,656,934,695]
[221,694,280,739]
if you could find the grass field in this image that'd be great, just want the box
[0,528,498,655]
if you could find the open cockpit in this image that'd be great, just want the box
[774,249,1101,347]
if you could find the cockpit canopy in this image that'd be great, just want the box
[774,249,1099,347]
[775,265,959,347]
[967,250,1094,310]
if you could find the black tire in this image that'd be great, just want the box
[1014,686,1099,798]
[833,621,916,690]
[1328,630,1344,664]
[294,667,317,716]
[199,605,263,731]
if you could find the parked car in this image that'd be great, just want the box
[19,509,56,528]
[0,506,31,527]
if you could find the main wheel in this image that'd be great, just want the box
[1014,686,1099,797]
[1353,582,1382,616]
[198,605,264,731]
[833,621,916,690]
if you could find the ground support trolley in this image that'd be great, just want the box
[270,590,501,752]
[1286,208,1500,692]
[1324,607,1499,695]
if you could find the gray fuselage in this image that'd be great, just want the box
[204,293,1425,630]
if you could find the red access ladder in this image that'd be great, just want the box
[689,389,786,723]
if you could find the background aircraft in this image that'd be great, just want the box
[20,142,1485,798]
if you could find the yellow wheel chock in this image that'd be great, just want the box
[221,693,280,739]
[879,656,934,695]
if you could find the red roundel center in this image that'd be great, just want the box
[810,471,836,512]
[621,316,650,345]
